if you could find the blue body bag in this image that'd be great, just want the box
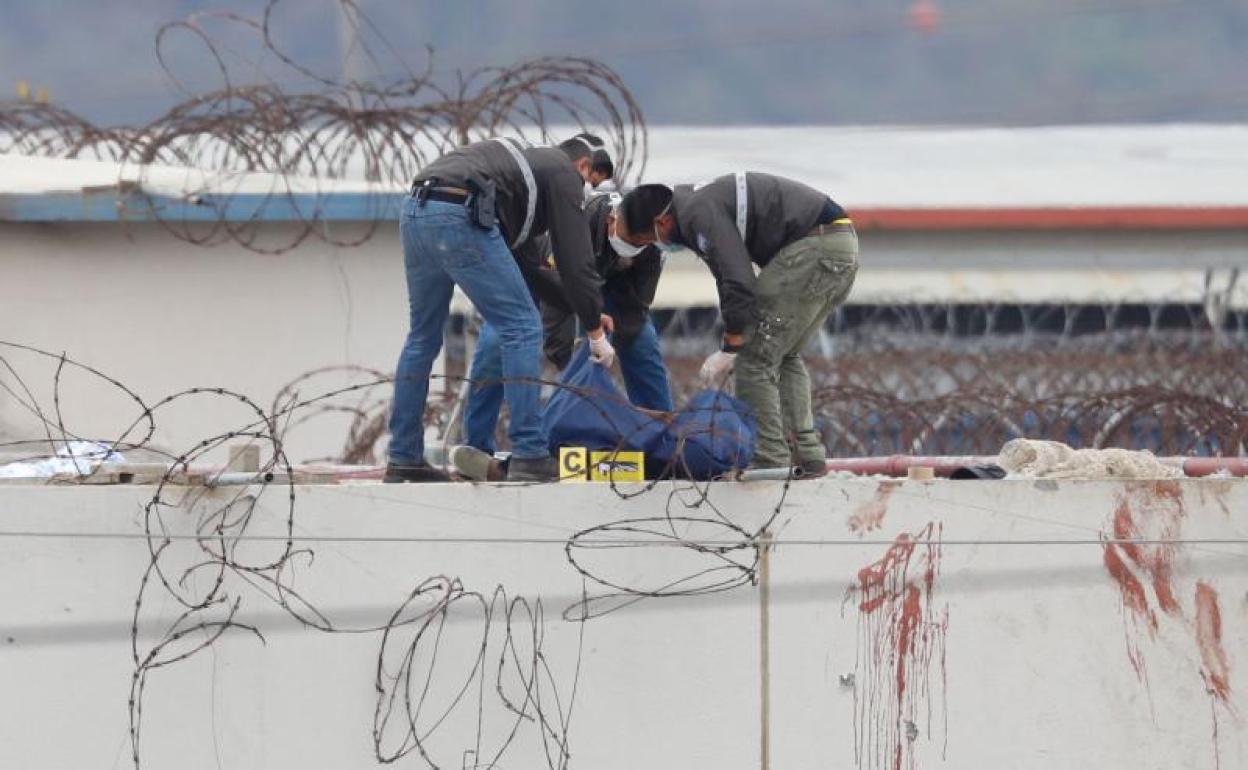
[541,346,756,479]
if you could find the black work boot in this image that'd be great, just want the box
[383,462,451,483]
[506,455,558,482]
[797,458,829,479]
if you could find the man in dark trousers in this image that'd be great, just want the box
[614,174,858,476]
[540,192,671,410]
[385,136,615,483]
[458,191,672,470]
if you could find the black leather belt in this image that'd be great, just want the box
[410,180,470,204]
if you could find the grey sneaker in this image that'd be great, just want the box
[506,455,558,482]
[383,462,451,483]
[449,445,506,482]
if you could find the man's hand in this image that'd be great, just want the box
[588,328,616,367]
[599,314,615,335]
[698,350,737,387]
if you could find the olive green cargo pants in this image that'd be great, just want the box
[735,226,859,468]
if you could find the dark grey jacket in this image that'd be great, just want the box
[669,172,845,334]
[414,140,603,329]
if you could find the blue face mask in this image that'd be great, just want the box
[654,222,681,253]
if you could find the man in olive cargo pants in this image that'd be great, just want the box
[616,176,858,475]
[735,223,858,469]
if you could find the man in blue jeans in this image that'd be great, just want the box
[459,192,673,467]
[385,136,615,483]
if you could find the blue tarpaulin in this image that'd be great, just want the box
[542,345,756,479]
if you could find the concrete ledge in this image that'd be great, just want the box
[1,477,1245,769]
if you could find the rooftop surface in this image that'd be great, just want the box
[5,124,1248,226]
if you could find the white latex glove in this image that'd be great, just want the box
[698,350,737,388]
[588,331,616,367]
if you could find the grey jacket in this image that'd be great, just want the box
[669,172,845,334]
[414,140,603,330]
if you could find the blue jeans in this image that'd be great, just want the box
[388,198,547,464]
[465,316,673,454]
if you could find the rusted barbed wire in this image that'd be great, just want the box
[673,345,1246,457]
[0,338,785,770]
[667,345,1248,402]
[808,385,1247,457]
[247,341,1248,467]
[0,101,137,161]
[0,0,647,256]
[654,303,1248,358]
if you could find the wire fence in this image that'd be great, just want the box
[0,1,646,257]
[653,301,1248,356]
[661,307,1248,458]
[272,316,1247,465]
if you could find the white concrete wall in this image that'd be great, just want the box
[0,221,419,463]
[0,477,1244,769]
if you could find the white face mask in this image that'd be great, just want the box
[583,181,596,199]
[607,204,644,258]
[609,233,644,259]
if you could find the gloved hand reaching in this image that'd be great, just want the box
[587,329,616,367]
[698,350,737,388]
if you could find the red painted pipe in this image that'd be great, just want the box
[825,455,994,478]
[1178,457,1248,478]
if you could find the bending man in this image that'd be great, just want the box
[463,191,673,461]
[615,174,857,476]
[386,136,614,483]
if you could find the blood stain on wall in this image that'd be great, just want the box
[850,522,948,770]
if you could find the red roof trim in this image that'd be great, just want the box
[851,207,1248,231]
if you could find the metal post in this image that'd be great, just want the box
[759,529,773,770]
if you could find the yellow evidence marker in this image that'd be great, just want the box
[558,448,645,482]
[559,447,589,482]
[588,450,644,482]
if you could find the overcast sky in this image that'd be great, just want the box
[3,0,1247,126]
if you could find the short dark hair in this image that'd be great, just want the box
[558,132,613,179]
[620,183,673,235]
[590,148,614,180]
